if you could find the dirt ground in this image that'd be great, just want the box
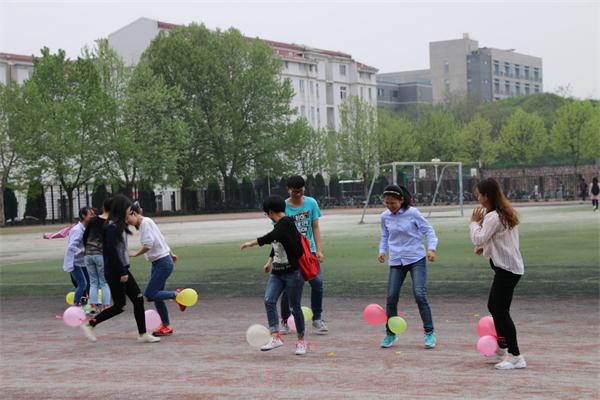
[1,296,598,399]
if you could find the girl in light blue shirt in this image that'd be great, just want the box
[377,185,438,349]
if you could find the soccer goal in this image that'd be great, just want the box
[359,160,464,224]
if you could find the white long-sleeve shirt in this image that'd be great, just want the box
[63,222,86,272]
[470,211,524,275]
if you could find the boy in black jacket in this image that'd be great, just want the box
[241,196,307,355]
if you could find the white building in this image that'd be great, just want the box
[0,52,34,86]
[107,17,378,131]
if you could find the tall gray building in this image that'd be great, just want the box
[378,33,543,105]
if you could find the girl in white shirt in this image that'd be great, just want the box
[470,178,526,370]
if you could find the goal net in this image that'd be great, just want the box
[360,161,464,223]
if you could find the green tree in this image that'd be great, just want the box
[416,107,458,161]
[551,100,598,174]
[3,187,17,222]
[499,108,546,169]
[456,114,496,176]
[338,96,379,196]
[144,24,294,205]
[22,48,106,220]
[24,178,47,221]
[376,108,420,164]
[283,119,328,176]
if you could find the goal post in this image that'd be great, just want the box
[359,161,464,224]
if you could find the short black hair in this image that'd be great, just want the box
[131,201,143,215]
[287,175,305,189]
[262,195,286,214]
[78,206,91,221]
[383,184,412,210]
[103,197,113,213]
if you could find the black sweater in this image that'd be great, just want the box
[257,216,303,274]
[102,222,130,277]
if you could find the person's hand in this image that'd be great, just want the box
[316,250,325,263]
[120,274,129,283]
[128,251,137,257]
[474,246,484,256]
[378,253,386,263]
[264,260,272,273]
[471,207,486,223]
[427,250,436,262]
[240,241,253,250]
[171,253,178,263]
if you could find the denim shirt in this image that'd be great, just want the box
[379,207,438,266]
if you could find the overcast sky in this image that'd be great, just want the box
[1,0,598,98]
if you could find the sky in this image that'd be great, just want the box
[1,0,599,99]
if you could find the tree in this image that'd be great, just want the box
[3,187,17,222]
[416,107,458,161]
[456,114,496,176]
[283,119,328,176]
[338,96,379,196]
[144,23,295,205]
[24,178,47,221]
[551,100,598,174]
[22,48,106,221]
[91,184,110,209]
[498,109,546,170]
[376,108,420,164]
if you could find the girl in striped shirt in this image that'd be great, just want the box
[470,178,526,370]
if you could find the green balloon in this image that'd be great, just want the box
[388,316,407,334]
[301,306,313,321]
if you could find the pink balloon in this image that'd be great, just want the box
[63,306,86,327]
[477,316,497,337]
[476,335,498,356]
[363,304,387,325]
[287,316,297,333]
[145,310,162,330]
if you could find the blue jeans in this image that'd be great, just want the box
[144,255,176,325]
[281,266,323,321]
[265,269,305,339]
[85,254,111,305]
[386,257,434,334]
[71,265,88,304]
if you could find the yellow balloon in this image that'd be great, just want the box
[176,288,198,307]
[388,316,407,334]
[65,291,75,305]
[98,289,102,302]
[301,306,313,321]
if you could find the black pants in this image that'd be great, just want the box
[89,270,146,334]
[592,199,598,209]
[488,260,521,356]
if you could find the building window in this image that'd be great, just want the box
[504,81,510,95]
[493,60,499,75]
[514,64,520,79]
[534,67,540,81]
[444,62,449,73]
[340,86,347,99]
[299,79,305,93]
[339,65,346,76]
[316,83,319,99]
[317,108,321,128]
[525,83,530,95]
[360,87,364,100]
[504,62,510,76]
[285,61,289,69]
[310,81,314,96]
[494,79,500,93]
[444,79,450,93]
[311,107,315,123]
[515,82,521,95]
[300,106,306,118]
[392,90,399,98]
[368,87,372,100]
[534,85,540,93]
[524,66,530,80]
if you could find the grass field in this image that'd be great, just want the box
[1,204,598,299]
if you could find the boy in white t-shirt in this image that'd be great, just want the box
[127,205,184,336]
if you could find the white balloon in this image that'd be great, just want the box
[246,324,271,348]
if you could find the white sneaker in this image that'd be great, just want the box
[495,354,526,370]
[80,324,97,342]
[485,348,507,364]
[295,340,307,355]
[280,321,290,335]
[260,335,283,351]
[312,319,329,334]
[138,333,161,343]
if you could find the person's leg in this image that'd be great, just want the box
[279,289,291,322]
[309,269,324,321]
[95,256,111,308]
[71,266,87,304]
[409,258,434,333]
[285,270,306,340]
[385,266,408,335]
[123,271,147,335]
[82,266,90,298]
[85,256,100,306]
[89,274,126,327]
[144,257,176,325]
[490,267,521,356]
[264,275,286,333]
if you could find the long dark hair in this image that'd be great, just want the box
[474,178,519,229]
[382,184,412,210]
[108,194,132,238]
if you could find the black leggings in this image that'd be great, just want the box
[89,270,146,334]
[488,260,521,356]
[592,199,598,209]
